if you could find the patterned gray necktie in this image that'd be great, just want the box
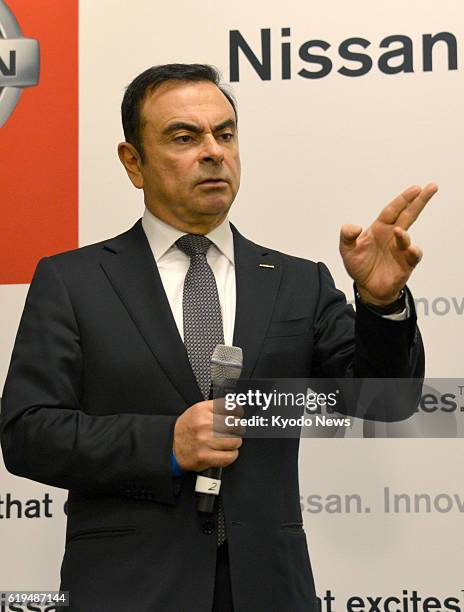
[176,234,226,546]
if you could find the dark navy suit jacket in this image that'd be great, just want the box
[0,221,423,611]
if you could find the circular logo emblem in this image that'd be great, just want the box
[0,0,40,127]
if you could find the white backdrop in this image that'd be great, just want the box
[1,0,463,605]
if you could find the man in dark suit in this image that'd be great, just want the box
[0,64,436,611]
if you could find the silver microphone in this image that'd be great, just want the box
[195,344,243,513]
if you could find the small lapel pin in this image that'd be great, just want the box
[259,263,275,269]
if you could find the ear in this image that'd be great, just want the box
[118,142,144,189]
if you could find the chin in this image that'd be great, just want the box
[196,197,232,216]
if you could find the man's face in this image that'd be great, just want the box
[136,80,241,232]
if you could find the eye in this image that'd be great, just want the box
[175,134,193,144]
[219,133,234,142]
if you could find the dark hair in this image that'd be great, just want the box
[121,63,237,162]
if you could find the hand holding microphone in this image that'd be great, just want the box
[172,398,244,472]
[172,345,244,513]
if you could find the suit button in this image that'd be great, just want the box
[202,520,215,535]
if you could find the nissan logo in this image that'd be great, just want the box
[0,0,40,128]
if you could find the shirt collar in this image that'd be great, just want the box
[141,207,235,265]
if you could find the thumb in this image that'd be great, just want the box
[340,224,363,248]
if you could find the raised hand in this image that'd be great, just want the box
[339,183,438,305]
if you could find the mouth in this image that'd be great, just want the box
[197,178,228,186]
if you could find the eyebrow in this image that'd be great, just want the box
[161,118,236,136]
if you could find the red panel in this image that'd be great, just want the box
[0,0,78,284]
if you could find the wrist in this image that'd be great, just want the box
[356,286,406,315]
[355,285,402,307]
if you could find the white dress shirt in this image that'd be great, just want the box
[141,207,236,345]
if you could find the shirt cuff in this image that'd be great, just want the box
[171,450,184,477]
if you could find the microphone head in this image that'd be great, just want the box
[211,344,243,386]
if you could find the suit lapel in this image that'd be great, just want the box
[232,225,282,379]
[100,220,203,407]
[99,220,281,401]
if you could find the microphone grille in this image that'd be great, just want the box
[211,344,243,384]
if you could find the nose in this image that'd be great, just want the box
[200,134,224,165]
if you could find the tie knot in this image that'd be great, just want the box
[176,234,212,257]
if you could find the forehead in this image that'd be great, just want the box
[140,80,235,131]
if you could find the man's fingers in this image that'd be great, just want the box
[404,244,423,267]
[213,413,246,437]
[394,227,423,265]
[396,182,438,230]
[393,227,411,250]
[207,449,240,469]
[340,224,363,247]
[377,185,422,225]
[208,433,243,451]
[213,398,244,418]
